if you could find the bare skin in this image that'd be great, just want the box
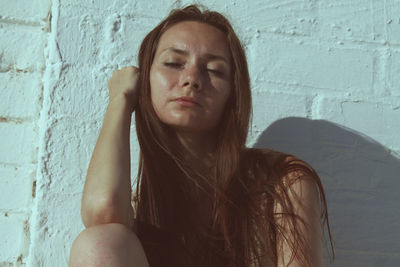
[69,223,149,267]
[69,21,323,267]
[149,21,233,174]
[69,22,231,267]
[69,66,150,267]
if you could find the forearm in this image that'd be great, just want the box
[81,94,134,228]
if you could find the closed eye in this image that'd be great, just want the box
[164,62,182,68]
[208,69,225,77]
[164,63,225,77]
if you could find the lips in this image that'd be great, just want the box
[173,96,200,106]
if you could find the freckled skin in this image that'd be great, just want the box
[150,21,232,134]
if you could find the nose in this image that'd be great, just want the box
[181,65,202,91]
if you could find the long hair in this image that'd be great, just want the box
[133,4,333,267]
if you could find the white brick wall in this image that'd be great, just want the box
[0,0,51,266]
[0,0,399,266]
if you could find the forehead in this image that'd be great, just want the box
[156,21,231,60]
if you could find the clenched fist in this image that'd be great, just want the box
[107,66,140,111]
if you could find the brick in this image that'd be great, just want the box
[48,65,107,118]
[134,0,193,17]
[56,12,102,66]
[98,15,155,67]
[248,37,374,93]
[0,262,25,267]
[389,50,400,96]
[0,28,47,71]
[371,48,390,97]
[230,0,318,38]
[0,213,29,262]
[319,98,400,151]
[249,90,309,145]
[0,0,50,22]
[318,0,386,43]
[56,8,152,66]
[0,72,42,119]
[0,165,35,211]
[0,122,37,165]
[386,0,400,45]
[61,0,132,12]
[33,118,104,199]
[63,0,182,18]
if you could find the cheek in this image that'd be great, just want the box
[202,85,231,125]
[150,69,177,110]
[210,81,231,107]
[150,68,177,93]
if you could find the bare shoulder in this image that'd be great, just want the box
[245,148,317,175]
[278,158,322,221]
[283,155,320,188]
[248,147,323,208]
[246,148,323,265]
[270,153,323,266]
[264,151,321,219]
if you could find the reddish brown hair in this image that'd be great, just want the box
[134,4,333,266]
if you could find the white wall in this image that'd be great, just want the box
[0,0,399,266]
[0,0,51,266]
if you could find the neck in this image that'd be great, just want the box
[175,129,219,227]
[175,129,217,176]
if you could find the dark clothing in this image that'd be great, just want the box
[133,220,195,267]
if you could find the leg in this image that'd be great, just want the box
[69,223,150,267]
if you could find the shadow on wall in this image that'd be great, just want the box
[253,117,400,267]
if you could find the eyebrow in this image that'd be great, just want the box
[160,47,229,64]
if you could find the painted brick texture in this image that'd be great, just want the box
[1,0,399,266]
[0,0,50,265]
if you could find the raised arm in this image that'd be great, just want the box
[81,66,139,229]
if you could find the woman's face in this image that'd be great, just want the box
[150,21,232,134]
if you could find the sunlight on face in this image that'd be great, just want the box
[150,21,232,134]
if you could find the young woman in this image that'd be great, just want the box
[69,4,333,267]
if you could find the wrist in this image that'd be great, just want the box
[108,93,136,113]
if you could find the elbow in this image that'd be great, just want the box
[81,195,134,229]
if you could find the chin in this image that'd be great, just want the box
[165,121,213,134]
[157,114,217,134]
[171,124,206,133]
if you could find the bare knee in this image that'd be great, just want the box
[69,223,149,267]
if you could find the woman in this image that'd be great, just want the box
[69,4,333,267]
